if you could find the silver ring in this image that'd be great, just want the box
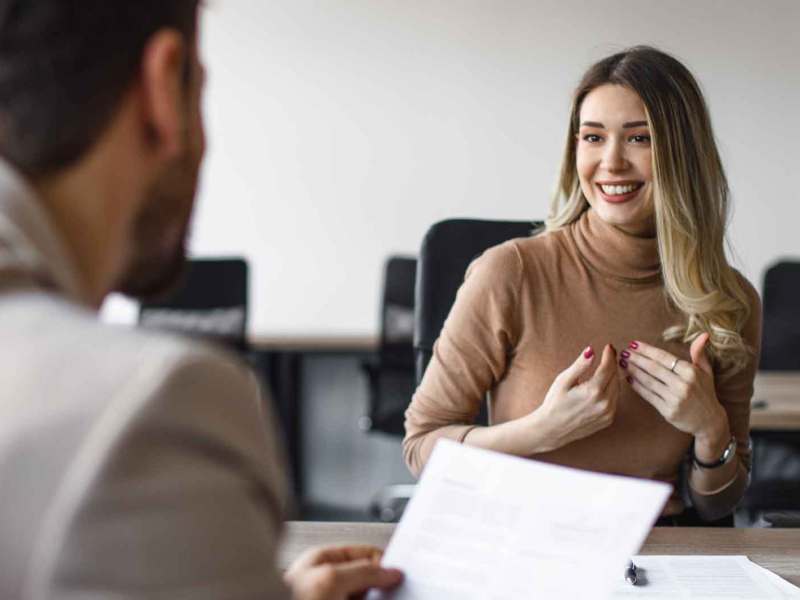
[670,358,680,373]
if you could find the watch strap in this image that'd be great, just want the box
[692,436,737,469]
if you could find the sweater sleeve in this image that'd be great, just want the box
[403,241,523,477]
[689,275,762,521]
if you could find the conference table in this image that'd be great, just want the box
[280,521,800,585]
[751,372,800,431]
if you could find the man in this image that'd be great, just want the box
[0,2,402,598]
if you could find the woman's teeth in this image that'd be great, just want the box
[600,183,640,196]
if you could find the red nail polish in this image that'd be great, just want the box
[629,341,639,349]
[619,359,628,368]
[626,375,633,384]
[584,346,594,359]
[621,350,630,359]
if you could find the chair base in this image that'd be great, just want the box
[369,484,416,522]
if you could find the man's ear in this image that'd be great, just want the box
[139,29,189,160]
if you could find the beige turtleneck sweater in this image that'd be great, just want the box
[404,208,761,518]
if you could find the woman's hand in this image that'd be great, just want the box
[535,344,621,449]
[284,545,403,600]
[621,333,730,458]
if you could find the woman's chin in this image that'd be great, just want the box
[592,202,656,237]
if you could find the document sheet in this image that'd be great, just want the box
[609,556,800,599]
[369,440,671,600]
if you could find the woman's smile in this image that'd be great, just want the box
[596,180,645,204]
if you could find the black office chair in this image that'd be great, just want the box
[138,257,249,353]
[360,256,418,521]
[367,222,542,521]
[361,256,418,436]
[412,218,541,434]
[414,218,540,386]
[759,261,800,370]
[740,260,800,527]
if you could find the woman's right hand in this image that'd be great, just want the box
[534,344,620,449]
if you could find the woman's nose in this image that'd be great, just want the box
[601,140,629,172]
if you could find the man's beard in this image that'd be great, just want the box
[115,146,200,301]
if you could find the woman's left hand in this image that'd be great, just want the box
[620,333,729,445]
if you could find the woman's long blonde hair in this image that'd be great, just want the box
[548,46,752,376]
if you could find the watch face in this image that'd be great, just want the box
[723,438,737,462]
[719,438,737,465]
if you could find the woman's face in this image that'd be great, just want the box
[576,84,655,237]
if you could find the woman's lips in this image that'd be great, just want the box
[596,182,644,204]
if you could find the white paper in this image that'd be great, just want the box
[608,556,800,599]
[757,563,800,597]
[370,440,671,600]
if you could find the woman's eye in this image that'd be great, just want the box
[630,134,651,144]
[582,134,602,143]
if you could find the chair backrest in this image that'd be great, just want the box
[759,260,800,370]
[414,219,542,384]
[362,256,417,437]
[380,256,417,368]
[743,260,800,525]
[139,257,249,350]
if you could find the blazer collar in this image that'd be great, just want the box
[0,159,90,305]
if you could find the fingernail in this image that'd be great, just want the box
[386,568,404,580]
[621,350,630,359]
[584,346,594,359]
[626,375,633,384]
[629,341,639,349]
[619,359,628,368]
[609,343,617,355]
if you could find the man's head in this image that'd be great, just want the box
[0,1,204,300]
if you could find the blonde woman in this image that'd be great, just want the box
[403,46,761,524]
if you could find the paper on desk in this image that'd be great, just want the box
[369,440,671,600]
[608,556,800,599]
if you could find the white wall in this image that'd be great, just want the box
[173,0,799,337]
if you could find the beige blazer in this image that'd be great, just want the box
[0,160,291,599]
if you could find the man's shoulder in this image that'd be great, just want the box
[0,290,289,598]
[0,288,265,474]
[1,289,242,387]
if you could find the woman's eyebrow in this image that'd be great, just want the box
[580,120,649,129]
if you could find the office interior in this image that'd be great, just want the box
[102,0,800,523]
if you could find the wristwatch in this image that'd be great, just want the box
[692,436,737,469]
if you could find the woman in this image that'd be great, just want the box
[403,46,761,524]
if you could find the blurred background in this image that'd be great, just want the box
[105,0,800,520]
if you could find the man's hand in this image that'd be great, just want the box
[284,545,403,600]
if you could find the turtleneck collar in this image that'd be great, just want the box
[570,208,662,284]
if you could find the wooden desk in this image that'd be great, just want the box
[248,334,378,353]
[751,372,800,431]
[280,521,800,586]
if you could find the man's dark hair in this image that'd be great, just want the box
[0,1,200,178]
